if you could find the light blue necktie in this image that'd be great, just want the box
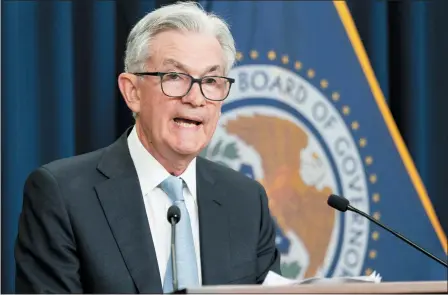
[160,176,199,293]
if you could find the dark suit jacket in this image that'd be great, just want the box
[15,128,281,293]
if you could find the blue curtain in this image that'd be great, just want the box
[2,0,447,293]
[1,1,158,292]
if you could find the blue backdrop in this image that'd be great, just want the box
[200,0,446,282]
[2,0,447,293]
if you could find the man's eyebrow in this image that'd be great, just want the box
[205,65,222,75]
[162,58,223,76]
[162,59,188,72]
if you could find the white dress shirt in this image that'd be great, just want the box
[127,126,202,286]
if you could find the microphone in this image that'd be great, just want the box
[167,205,181,291]
[327,194,447,268]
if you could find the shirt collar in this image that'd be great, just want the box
[127,125,197,201]
[180,157,197,202]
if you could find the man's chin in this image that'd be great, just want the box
[168,134,206,155]
[172,146,202,158]
[168,141,204,158]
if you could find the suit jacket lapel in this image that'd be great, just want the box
[196,158,231,285]
[95,129,162,293]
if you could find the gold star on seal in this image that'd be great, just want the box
[294,61,302,70]
[307,69,315,78]
[369,174,377,183]
[332,92,340,101]
[369,250,377,259]
[372,231,380,241]
[360,137,367,147]
[281,55,289,64]
[320,79,328,89]
[342,106,350,115]
[268,50,276,60]
[250,50,258,59]
[351,121,359,130]
[236,51,243,61]
[373,212,381,220]
[365,156,373,165]
[372,193,380,203]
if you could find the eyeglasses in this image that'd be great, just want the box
[132,71,235,101]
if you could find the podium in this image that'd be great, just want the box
[182,281,447,294]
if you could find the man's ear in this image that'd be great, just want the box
[118,73,141,114]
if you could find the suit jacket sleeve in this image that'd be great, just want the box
[15,167,83,293]
[256,182,281,283]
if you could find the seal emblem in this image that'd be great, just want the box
[201,62,370,279]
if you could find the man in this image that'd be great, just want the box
[15,2,280,293]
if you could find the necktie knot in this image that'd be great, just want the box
[160,175,184,202]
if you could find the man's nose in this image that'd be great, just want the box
[181,82,206,107]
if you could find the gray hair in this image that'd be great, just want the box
[124,1,236,75]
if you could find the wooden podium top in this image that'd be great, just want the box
[185,281,448,294]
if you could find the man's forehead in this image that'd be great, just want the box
[148,31,226,72]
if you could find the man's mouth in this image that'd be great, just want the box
[173,117,202,128]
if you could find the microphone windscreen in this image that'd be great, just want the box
[167,205,181,224]
[327,194,350,212]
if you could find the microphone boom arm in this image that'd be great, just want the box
[348,205,447,267]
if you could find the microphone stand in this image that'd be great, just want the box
[170,218,178,292]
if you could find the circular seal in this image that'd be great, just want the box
[201,64,370,279]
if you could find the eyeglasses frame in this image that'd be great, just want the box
[132,71,235,101]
